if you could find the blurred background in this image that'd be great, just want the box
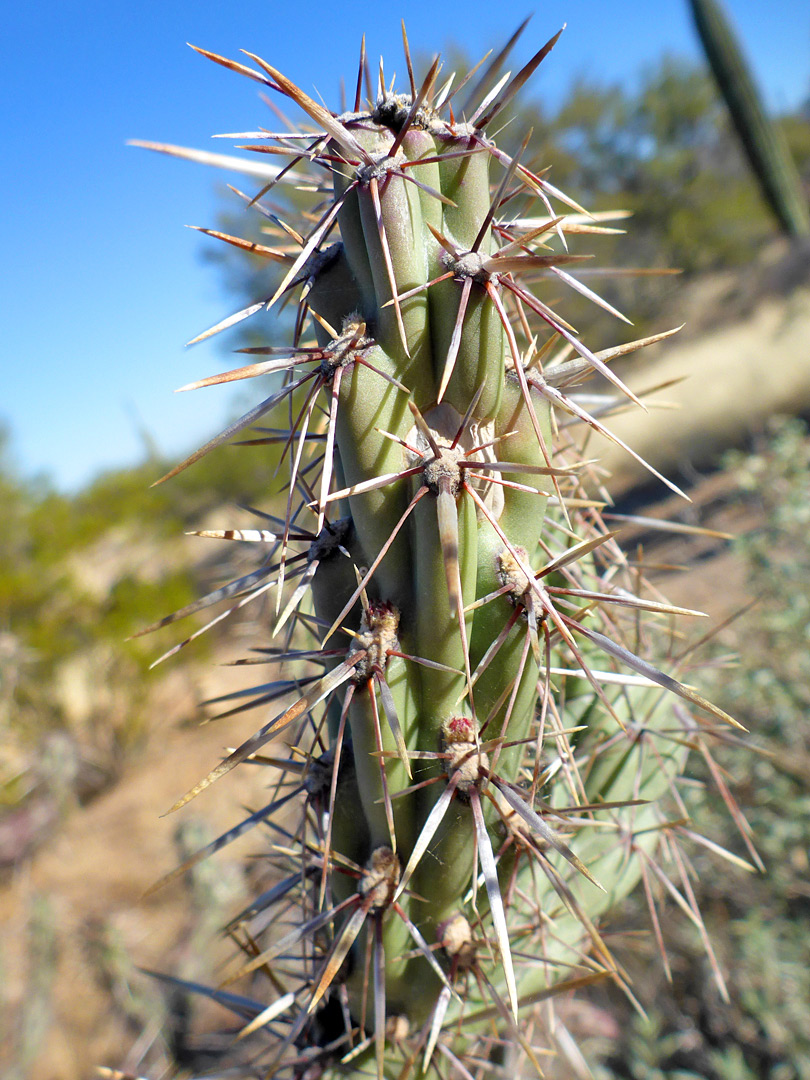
[2,2,809,1077]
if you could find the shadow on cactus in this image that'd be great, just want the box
[132,22,755,1079]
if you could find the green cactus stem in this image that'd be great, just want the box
[132,22,752,1080]
[688,0,810,237]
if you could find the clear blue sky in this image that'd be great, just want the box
[4,0,809,491]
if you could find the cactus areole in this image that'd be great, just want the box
[136,23,747,1080]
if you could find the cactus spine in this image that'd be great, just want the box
[138,25,748,1078]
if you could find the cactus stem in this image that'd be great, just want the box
[136,25,751,1072]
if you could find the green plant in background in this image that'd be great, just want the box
[136,25,750,1078]
[698,420,810,1078]
[688,0,810,238]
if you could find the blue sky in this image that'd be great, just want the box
[4,0,809,491]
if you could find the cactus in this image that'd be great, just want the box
[688,0,810,238]
[134,24,751,1079]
